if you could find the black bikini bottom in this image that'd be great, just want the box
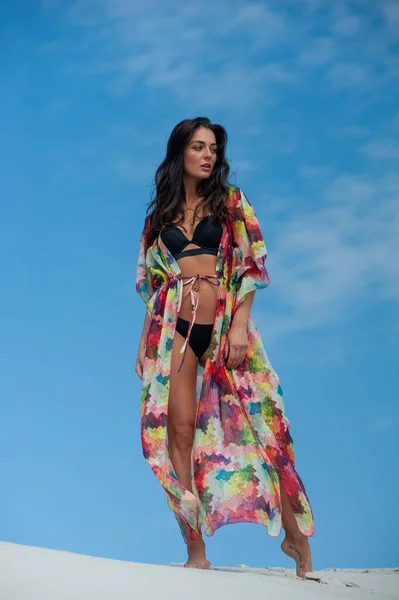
[176,317,213,359]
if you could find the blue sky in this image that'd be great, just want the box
[1,0,398,571]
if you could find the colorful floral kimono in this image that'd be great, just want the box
[136,186,314,542]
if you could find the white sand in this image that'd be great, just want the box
[0,542,397,600]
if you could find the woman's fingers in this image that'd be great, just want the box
[225,329,249,368]
[224,338,230,360]
[231,350,240,370]
[227,345,248,370]
[227,346,239,370]
[135,357,144,380]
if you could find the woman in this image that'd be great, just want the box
[135,117,314,577]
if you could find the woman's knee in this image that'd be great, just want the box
[168,422,195,452]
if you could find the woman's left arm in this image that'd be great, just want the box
[231,290,255,329]
[225,290,255,370]
[225,187,269,370]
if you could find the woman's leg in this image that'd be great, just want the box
[167,330,210,569]
[280,486,312,578]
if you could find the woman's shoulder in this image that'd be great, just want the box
[140,211,157,248]
[225,185,246,216]
[226,184,241,198]
[142,212,153,231]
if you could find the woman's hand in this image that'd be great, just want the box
[224,324,248,370]
[135,339,146,380]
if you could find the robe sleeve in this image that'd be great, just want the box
[230,188,269,305]
[136,215,156,316]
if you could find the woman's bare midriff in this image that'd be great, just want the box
[177,250,218,324]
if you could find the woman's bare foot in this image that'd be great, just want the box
[184,536,211,569]
[281,535,312,579]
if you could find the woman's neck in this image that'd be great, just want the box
[183,175,201,207]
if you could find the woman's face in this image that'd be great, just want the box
[183,126,217,180]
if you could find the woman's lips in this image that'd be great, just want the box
[201,164,211,171]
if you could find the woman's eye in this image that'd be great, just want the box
[192,146,217,153]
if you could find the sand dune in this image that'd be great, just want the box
[0,542,397,600]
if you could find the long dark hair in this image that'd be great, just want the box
[146,117,231,244]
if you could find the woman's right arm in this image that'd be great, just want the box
[136,310,150,380]
[140,311,150,346]
[135,215,153,379]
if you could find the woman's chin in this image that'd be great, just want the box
[197,171,212,180]
[185,170,213,182]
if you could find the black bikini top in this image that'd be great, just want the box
[161,215,223,260]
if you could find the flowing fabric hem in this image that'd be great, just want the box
[177,511,315,542]
[201,516,314,539]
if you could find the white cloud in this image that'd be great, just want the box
[220,2,289,42]
[298,165,332,180]
[46,0,398,111]
[375,417,396,430]
[362,139,399,160]
[62,0,295,109]
[327,63,369,90]
[40,0,62,9]
[337,126,371,139]
[113,156,155,184]
[299,38,338,66]
[231,160,255,175]
[258,173,399,340]
[258,193,296,219]
[382,1,399,25]
[332,14,362,36]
